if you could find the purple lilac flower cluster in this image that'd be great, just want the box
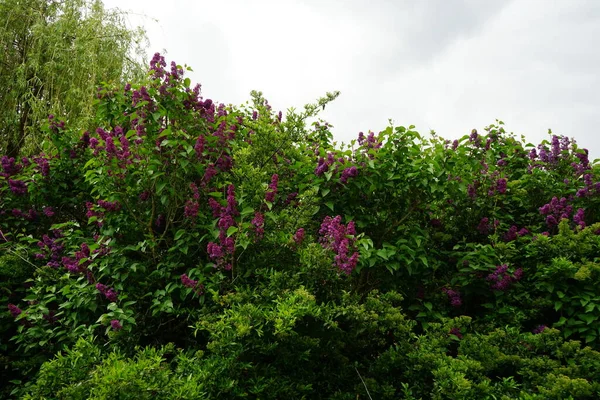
[477,218,500,235]
[33,155,50,176]
[340,166,358,184]
[96,283,118,302]
[318,216,359,274]
[36,230,65,268]
[265,174,279,203]
[8,303,22,318]
[442,288,462,308]
[1,156,23,177]
[575,173,600,198]
[184,182,201,219]
[251,212,265,239]
[573,208,586,229]
[111,320,123,331]
[503,225,529,242]
[86,200,121,226]
[469,129,482,147]
[357,131,383,156]
[8,179,27,196]
[539,196,573,228]
[60,242,91,274]
[180,274,205,295]
[486,264,523,291]
[293,228,305,246]
[206,185,238,270]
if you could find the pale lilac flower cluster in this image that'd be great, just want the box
[318,216,359,274]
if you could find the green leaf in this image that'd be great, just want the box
[227,226,238,237]
[174,229,186,241]
[325,201,334,211]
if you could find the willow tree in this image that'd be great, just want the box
[0,0,147,157]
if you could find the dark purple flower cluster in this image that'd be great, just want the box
[8,303,22,318]
[1,156,23,177]
[11,208,39,221]
[467,183,477,199]
[8,179,27,196]
[48,114,65,133]
[181,274,205,295]
[251,212,265,239]
[36,230,65,268]
[503,225,529,242]
[206,185,237,270]
[184,183,201,219]
[573,208,586,229]
[340,166,358,184]
[33,156,50,176]
[477,218,500,235]
[96,283,118,302]
[469,129,481,147]
[575,173,600,198]
[532,325,546,334]
[265,174,279,203]
[442,287,462,308]
[486,264,523,291]
[539,196,573,228]
[61,243,91,274]
[318,216,359,274]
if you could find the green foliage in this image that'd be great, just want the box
[1,53,600,397]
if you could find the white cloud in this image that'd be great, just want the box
[104,0,600,158]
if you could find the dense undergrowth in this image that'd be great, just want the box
[1,54,600,399]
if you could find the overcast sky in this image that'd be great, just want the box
[103,0,600,160]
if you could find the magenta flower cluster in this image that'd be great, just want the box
[206,185,238,270]
[318,216,359,274]
[180,274,204,295]
[293,228,305,246]
[486,264,523,291]
[265,174,279,203]
[251,212,265,239]
[111,319,123,331]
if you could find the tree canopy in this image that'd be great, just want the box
[0,0,147,157]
